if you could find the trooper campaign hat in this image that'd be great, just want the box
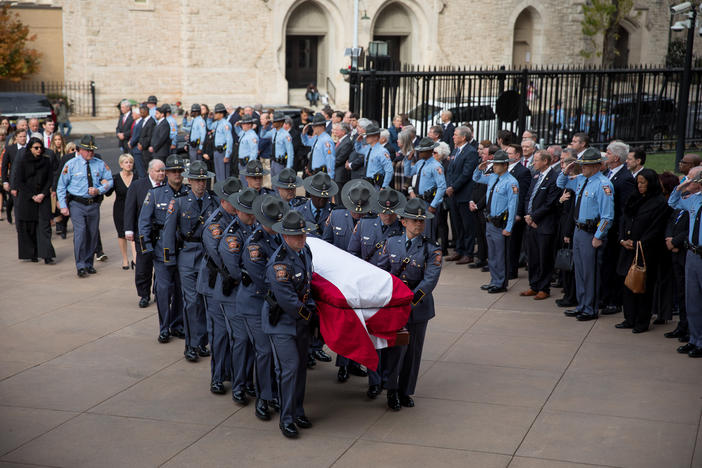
[396,197,434,220]
[415,137,439,153]
[165,154,186,171]
[147,95,158,104]
[364,123,381,136]
[577,147,606,165]
[272,167,303,189]
[340,179,377,214]
[310,113,327,126]
[241,159,270,177]
[190,103,201,113]
[214,103,227,114]
[253,194,290,227]
[272,111,286,122]
[183,160,214,179]
[239,113,256,124]
[375,187,407,214]
[157,104,171,114]
[213,176,242,199]
[78,135,98,151]
[303,172,338,198]
[227,187,259,214]
[488,149,510,164]
[272,210,316,235]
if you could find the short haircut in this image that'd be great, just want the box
[508,143,522,156]
[118,153,134,166]
[573,132,590,146]
[357,118,371,130]
[380,129,390,140]
[488,145,500,155]
[322,108,333,119]
[337,122,351,134]
[429,125,442,137]
[350,112,359,120]
[497,129,514,146]
[148,159,164,170]
[435,141,451,158]
[455,125,472,141]
[480,139,492,148]
[521,139,535,148]
[535,149,551,165]
[441,109,453,120]
[333,111,344,120]
[524,129,538,140]
[632,146,647,166]
[547,145,562,158]
[607,140,629,162]
[283,116,293,126]
[659,171,679,195]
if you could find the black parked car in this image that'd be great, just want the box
[0,92,54,124]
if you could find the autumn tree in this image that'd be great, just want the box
[0,5,40,81]
[580,0,636,67]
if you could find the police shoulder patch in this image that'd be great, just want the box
[384,152,391,160]
[62,165,68,174]
[286,135,291,141]
[433,249,443,266]
[225,124,230,131]
[252,138,257,145]
[104,163,110,172]
[209,223,223,238]
[437,167,443,175]
[603,185,612,196]
[274,264,289,282]
[248,244,262,261]
[143,192,151,205]
[325,141,331,148]
[167,199,175,214]
[225,235,240,252]
[512,185,518,194]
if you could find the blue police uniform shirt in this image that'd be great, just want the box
[234,126,258,162]
[322,209,356,250]
[472,168,519,233]
[197,207,235,298]
[166,115,178,147]
[301,131,335,178]
[364,142,393,187]
[557,171,614,239]
[57,155,114,208]
[149,106,156,119]
[348,215,403,266]
[162,190,218,268]
[213,118,234,160]
[354,139,369,155]
[189,115,207,150]
[404,157,447,209]
[261,127,295,169]
[669,189,702,246]
[138,183,187,260]
[219,217,258,305]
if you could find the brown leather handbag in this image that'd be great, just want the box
[624,241,647,294]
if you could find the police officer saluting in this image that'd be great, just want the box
[557,147,614,321]
[208,103,234,183]
[360,123,393,188]
[272,168,307,209]
[472,149,519,293]
[199,177,242,394]
[57,135,114,277]
[139,155,188,342]
[263,210,317,438]
[239,194,290,419]
[261,111,295,179]
[302,114,335,179]
[162,161,218,361]
[186,103,207,163]
[404,137,447,241]
[234,113,259,185]
[377,198,442,410]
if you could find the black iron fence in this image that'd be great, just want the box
[349,64,702,150]
[0,80,96,116]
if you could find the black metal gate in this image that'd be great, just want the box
[0,80,96,116]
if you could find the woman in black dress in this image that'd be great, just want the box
[15,137,55,263]
[113,153,137,269]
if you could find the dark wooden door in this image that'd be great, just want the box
[286,36,318,88]
[373,35,402,69]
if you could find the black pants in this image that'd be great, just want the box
[508,219,526,278]
[474,210,488,262]
[437,203,450,255]
[623,287,653,332]
[135,248,154,299]
[448,198,476,258]
[672,256,688,332]
[526,227,555,293]
[600,234,624,308]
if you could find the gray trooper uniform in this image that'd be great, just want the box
[162,161,218,361]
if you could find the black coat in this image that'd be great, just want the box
[665,208,689,267]
[616,194,670,277]
[124,176,155,236]
[558,188,576,239]
[509,163,532,217]
[116,112,134,142]
[15,153,52,222]
[334,134,354,184]
[139,117,156,161]
[525,167,561,235]
[607,166,636,241]
[2,143,24,186]
[446,144,479,203]
[150,119,171,161]
[441,122,455,150]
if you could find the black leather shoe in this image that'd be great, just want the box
[632,328,648,334]
[158,331,170,343]
[337,366,349,382]
[60,231,66,239]
[86,266,97,274]
[44,258,55,265]
[95,252,107,262]
[679,335,690,343]
[210,381,225,394]
[294,416,312,429]
[367,384,381,399]
[399,394,414,407]
[468,261,487,269]
[280,422,298,438]
[348,364,367,377]
[245,384,257,397]
[664,328,686,339]
[615,321,633,329]
[232,390,249,405]
[480,284,493,291]
[556,299,578,308]
[688,347,702,358]
[487,286,506,294]
[677,343,696,354]
[255,398,270,420]
[196,345,210,357]
[601,305,621,315]
[313,350,332,362]
[564,309,580,317]
[184,346,198,362]
[268,398,280,412]
[576,313,597,322]
[171,329,185,339]
[138,297,149,308]
[481,265,490,272]
[31,257,38,263]
[77,268,87,278]
[306,354,316,369]
[387,391,401,411]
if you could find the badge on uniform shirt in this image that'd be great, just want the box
[167,199,175,214]
[512,185,518,194]
[274,264,289,282]
[209,223,222,238]
[226,235,240,252]
[248,244,262,261]
[603,185,612,196]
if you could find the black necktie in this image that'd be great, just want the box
[486,179,497,212]
[381,224,388,234]
[405,239,411,251]
[314,208,321,224]
[414,161,425,194]
[197,198,203,211]
[573,178,588,221]
[365,148,372,169]
[86,161,93,188]
[692,206,701,247]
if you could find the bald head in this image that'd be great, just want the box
[680,153,702,176]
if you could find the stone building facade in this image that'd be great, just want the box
[11,0,674,116]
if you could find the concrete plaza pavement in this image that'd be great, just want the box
[0,196,701,468]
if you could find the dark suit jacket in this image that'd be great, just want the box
[509,163,532,217]
[334,135,354,184]
[666,208,689,267]
[525,167,561,235]
[129,118,144,153]
[468,139,478,150]
[348,144,365,180]
[447,144,479,203]
[150,118,171,161]
[441,122,455,150]
[608,166,636,240]
[139,117,156,161]
[325,121,332,135]
[1,143,24,185]
[116,112,134,145]
[124,177,155,236]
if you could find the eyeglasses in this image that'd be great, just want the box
[31,146,42,150]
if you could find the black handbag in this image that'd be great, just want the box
[555,247,574,272]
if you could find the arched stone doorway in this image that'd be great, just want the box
[372,2,413,68]
[512,7,543,67]
[613,25,630,68]
[285,2,329,91]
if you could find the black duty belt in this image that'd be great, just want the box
[687,243,702,257]
[575,221,598,234]
[68,194,103,205]
[486,212,508,229]
[182,235,202,243]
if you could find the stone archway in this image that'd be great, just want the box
[512,7,543,67]
[372,2,413,68]
[285,1,329,90]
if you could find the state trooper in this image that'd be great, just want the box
[162,161,218,361]
[261,111,295,179]
[359,123,393,188]
[186,103,207,163]
[208,103,234,183]
[301,113,335,179]
[669,168,702,358]
[234,113,259,185]
[557,147,614,321]
[163,104,178,153]
[220,188,260,405]
[56,135,114,277]
[472,150,519,294]
[241,160,274,196]
[272,168,307,209]
[262,210,317,438]
[348,187,406,399]
[377,198,443,410]
[199,177,242,394]
[238,194,290,420]
[404,137,447,241]
[147,95,158,118]
[139,155,188,343]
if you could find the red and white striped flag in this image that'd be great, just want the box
[307,237,413,371]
